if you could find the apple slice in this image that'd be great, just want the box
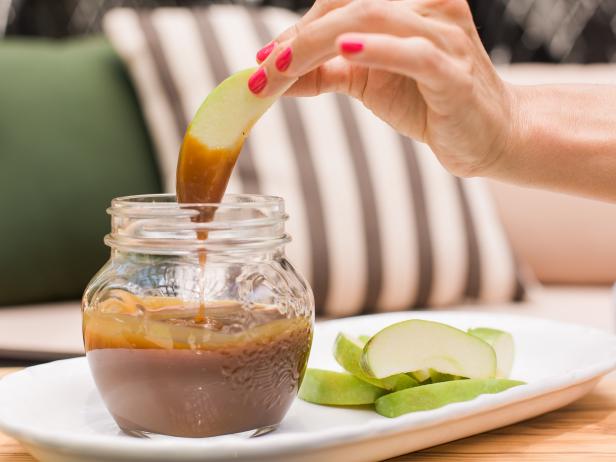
[428,369,463,383]
[361,320,497,379]
[186,68,278,150]
[334,333,418,391]
[176,68,291,206]
[299,369,387,405]
[375,378,525,417]
[468,327,514,378]
[409,369,431,383]
[358,335,459,384]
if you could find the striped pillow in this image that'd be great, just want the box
[103,6,525,317]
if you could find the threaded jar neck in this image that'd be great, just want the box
[105,194,290,255]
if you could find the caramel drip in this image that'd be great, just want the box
[176,134,243,322]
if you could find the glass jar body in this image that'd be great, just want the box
[82,194,314,438]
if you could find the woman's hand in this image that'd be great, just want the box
[249,0,515,178]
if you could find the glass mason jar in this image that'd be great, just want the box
[82,194,314,438]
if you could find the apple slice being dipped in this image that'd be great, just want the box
[176,68,281,208]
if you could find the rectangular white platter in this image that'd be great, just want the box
[1,311,615,462]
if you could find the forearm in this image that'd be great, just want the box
[492,84,616,202]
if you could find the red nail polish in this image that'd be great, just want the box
[256,42,274,63]
[340,41,364,54]
[275,47,292,72]
[248,68,267,94]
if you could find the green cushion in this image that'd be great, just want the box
[0,37,162,306]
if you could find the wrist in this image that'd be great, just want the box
[478,82,527,179]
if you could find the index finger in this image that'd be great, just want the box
[270,0,354,45]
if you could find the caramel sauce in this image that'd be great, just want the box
[84,291,312,437]
[176,133,242,212]
[84,290,310,351]
[176,134,243,322]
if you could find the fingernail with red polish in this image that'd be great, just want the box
[340,40,364,54]
[275,47,292,72]
[248,68,267,94]
[256,42,275,63]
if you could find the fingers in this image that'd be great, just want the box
[252,0,456,97]
[410,0,475,32]
[275,0,355,43]
[283,57,356,97]
[255,0,474,64]
[255,0,354,64]
[336,33,473,114]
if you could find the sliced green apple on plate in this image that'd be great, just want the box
[375,378,525,417]
[468,327,515,378]
[357,334,431,385]
[409,369,432,383]
[334,333,418,391]
[428,369,464,383]
[361,320,497,379]
[299,369,387,405]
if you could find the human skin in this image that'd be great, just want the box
[249,0,616,203]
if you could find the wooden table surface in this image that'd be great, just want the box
[1,368,615,462]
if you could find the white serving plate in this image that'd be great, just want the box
[1,311,615,462]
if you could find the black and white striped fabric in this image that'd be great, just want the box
[103,6,525,317]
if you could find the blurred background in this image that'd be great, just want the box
[4,0,616,63]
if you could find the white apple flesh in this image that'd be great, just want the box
[468,327,514,378]
[334,333,418,391]
[361,320,497,379]
[187,68,278,149]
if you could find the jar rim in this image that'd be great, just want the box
[110,193,284,210]
[105,193,290,255]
